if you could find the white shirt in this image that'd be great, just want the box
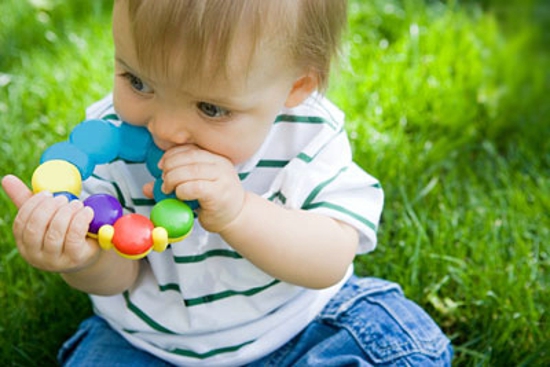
[84,93,383,366]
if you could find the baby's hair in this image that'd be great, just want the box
[123,0,347,91]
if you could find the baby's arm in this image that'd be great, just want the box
[160,146,358,289]
[1,175,138,295]
[220,193,358,289]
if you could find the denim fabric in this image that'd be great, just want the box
[58,276,452,366]
[248,276,453,366]
[57,315,174,367]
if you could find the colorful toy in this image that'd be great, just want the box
[31,119,195,259]
[98,214,170,260]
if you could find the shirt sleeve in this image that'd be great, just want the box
[264,122,384,254]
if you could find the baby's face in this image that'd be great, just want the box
[111,2,302,165]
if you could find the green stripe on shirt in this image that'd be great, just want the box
[173,249,242,263]
[301,166,349,208]
[132,198,155,206]
[268,191,287,204]
[302,201,377,231]
[274,114,338,130]
[123,291,176,334]
[168,340,255,359]
[256,160,289,168]
[184,279,281,307]
[101,113,120,121]
[238,161,287,181]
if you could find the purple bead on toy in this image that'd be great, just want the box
[83,193,124,235]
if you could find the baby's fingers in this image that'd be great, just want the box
[142,181,154,199]
[161,145,221,171]
[63,205,96,266]
[20,196,67,251]
[13,195,67,270]
[1,174,33,209]
[159,144,198,167]
[43,199,85,257]
[13,191,54,247]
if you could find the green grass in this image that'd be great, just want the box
[1,0,548,365]
[0,1,113,365]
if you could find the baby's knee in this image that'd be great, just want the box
[320,277,453,365]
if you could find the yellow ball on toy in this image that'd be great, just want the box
[32,160,82,196]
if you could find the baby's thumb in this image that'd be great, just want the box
[142,181,155,199]
[1,175,33,209]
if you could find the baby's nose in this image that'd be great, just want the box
[148,117,191,149]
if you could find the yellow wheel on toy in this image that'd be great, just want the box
[32,160,82,196]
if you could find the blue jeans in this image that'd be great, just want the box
[58,276,453,366]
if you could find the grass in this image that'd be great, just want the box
[0,1,113,365]
[1,0,548,365]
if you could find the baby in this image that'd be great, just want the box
[2,0,453,365]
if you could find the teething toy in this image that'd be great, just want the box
[31,119,195,259]
[98,214,170,260]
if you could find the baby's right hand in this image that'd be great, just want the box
[2,175,100,273]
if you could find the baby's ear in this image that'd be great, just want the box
[284,71,319,108]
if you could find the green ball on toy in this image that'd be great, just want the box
[150,199,194,241]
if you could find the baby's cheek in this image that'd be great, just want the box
[112,90,148,127]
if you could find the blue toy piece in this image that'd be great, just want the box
[41,141,95,180]
[145,143,164,178]
[118,123,152,162]
[153,178,177,202]
[70,119,121,164]
[54,191,79,201]
[184,199,200,211]
[153,178,199,210]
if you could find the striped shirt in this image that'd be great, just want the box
[84,93,384,366]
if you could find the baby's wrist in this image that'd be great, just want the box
[58,238,102,274]
[217,191,252,237]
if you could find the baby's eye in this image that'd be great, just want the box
[123,72,153,94]
[197,102,230,119]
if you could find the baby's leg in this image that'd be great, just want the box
[58,315,174,367]
[249,276,453,366]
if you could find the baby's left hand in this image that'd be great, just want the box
[157,145,245,233]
